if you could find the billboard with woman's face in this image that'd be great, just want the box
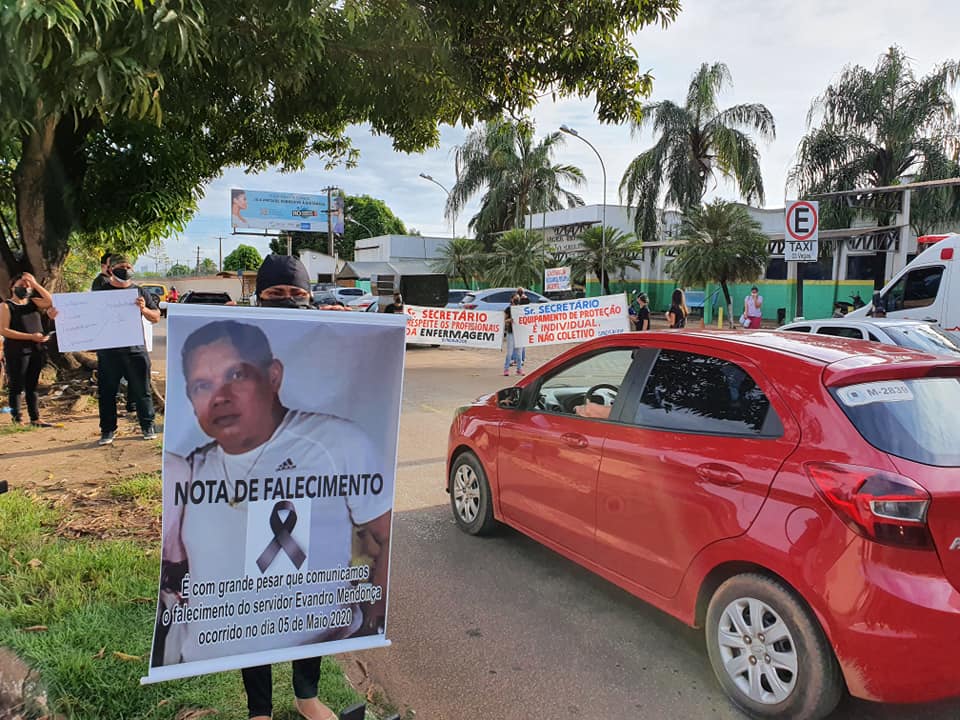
[231,189,344,234]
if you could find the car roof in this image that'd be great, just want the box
[782,318,930,329]
[578,330,960,387]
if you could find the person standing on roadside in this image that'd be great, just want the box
[0,273,57,426]
[93,255,160,445]
[92,252,113,291]
[743,286,763,329]
[629,292,651,331]
[383,293,404,314]
[666,288,688,329]
[514,288,531,366]
[503,296,523,376]
[168,287,179,304]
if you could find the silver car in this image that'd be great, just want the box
[778,317,960,357]
[458,287,549,312]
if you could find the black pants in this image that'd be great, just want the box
[241,658,322,718]
[4,349,42,422]
[97,349,154,433]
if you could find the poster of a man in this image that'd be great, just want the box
[146,305,405,684]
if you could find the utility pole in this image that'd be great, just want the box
[324,185,338,283]
[217,236,224,271]
[196,246,201,275]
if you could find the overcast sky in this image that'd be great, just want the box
[150,0,960,272]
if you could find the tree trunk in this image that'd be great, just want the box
[720,279,736,329]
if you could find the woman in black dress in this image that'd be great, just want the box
[666,288,689,329]
[0,273,56,426]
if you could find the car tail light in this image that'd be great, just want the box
[805,463,933,549]
[463,303,477,309]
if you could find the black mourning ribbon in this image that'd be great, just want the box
[256,500,306,572]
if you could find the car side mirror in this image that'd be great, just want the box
[496,386,522,409]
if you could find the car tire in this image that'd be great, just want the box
[705,573,843,720]
[449,452,497,536]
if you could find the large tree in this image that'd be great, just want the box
[669,200,769,327]
[0,0,680,292]
[620,62,775,241]
[270,195,406,259]
[447,120,586,242]
[790,46,960,234]
[572,226,643,294]
[484,229,547,289]
[222,244,261,272]
[431,237,485,289]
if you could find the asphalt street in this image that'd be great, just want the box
[152,319,959,719]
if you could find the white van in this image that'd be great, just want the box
[849,233,960,331]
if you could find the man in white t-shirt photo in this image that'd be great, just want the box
[155,320,392,669]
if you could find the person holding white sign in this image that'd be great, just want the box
[93,255,160,445]
[1,273,56,426]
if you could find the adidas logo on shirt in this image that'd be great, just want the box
[275,457,297,471]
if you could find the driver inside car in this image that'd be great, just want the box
[574,399,612,418]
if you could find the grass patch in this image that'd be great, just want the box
[0,421,36,435]
[0,491,370,720]
[110,472,162,502]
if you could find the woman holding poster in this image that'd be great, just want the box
[503,296,523,376]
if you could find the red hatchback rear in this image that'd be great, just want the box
[446,331,960,719]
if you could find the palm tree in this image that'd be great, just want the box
[484,229,548,289]
[669,200,769,328]
[790,46,960,234]
[620,62,775,241]
[572,226,643,294]
[430,237,485,289]
[447,119,585,242]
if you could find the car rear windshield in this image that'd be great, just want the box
[884,324,960,358]
[832,377,960,467]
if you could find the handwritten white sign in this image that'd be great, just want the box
[52,289,146,351]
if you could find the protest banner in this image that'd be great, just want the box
[544,266,572,293]
[142,303,405,684]
[51,289,145,351]
[403,304,505,349]
[512,293,630,348]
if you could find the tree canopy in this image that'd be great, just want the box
[485,229,548,289]
[573,226,643,295]
[447,119,586,241]
[669,200,769,326]
[430,237,485,289]
[620,62,775,241]
[222,244,262,272]
[790,46,960,234]
[166,262,192,277]
[0,0,681,292]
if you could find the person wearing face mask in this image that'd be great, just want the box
[256,254,349,312]
[93,255,161,445]
[1,273,57,426]
[92,252,114,291]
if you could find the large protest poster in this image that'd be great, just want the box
[512,294,631,348]
[142,304,405,684]
[403,304,505,348]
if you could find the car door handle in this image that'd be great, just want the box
[696,463,744,486]
[923,317,938,323]
[561,432,589,449]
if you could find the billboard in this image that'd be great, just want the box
[231,189,345,234]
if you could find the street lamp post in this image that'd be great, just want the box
[347,215,375,238]
[419,173,456,238]
[560,125,606,296]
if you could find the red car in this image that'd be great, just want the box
[446,330,960,719]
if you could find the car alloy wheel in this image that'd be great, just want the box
[448,452,497,536]
[453,463,481,524]
[716,597,798,704]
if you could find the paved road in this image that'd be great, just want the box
[363,345,960,720]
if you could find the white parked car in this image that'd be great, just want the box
[778,317,960,357]
[332,287,368,305]
[346,293,377,311]
[458,287,549,312]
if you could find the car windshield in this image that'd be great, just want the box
[339,288,364,296]
[884,324,960,358]
[832,377,960,466]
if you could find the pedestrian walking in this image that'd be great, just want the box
[93,255,160,445]
[503,296,523,376]
[666,288,688,329]
[0,273,57,426]
[742,286,763,329]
